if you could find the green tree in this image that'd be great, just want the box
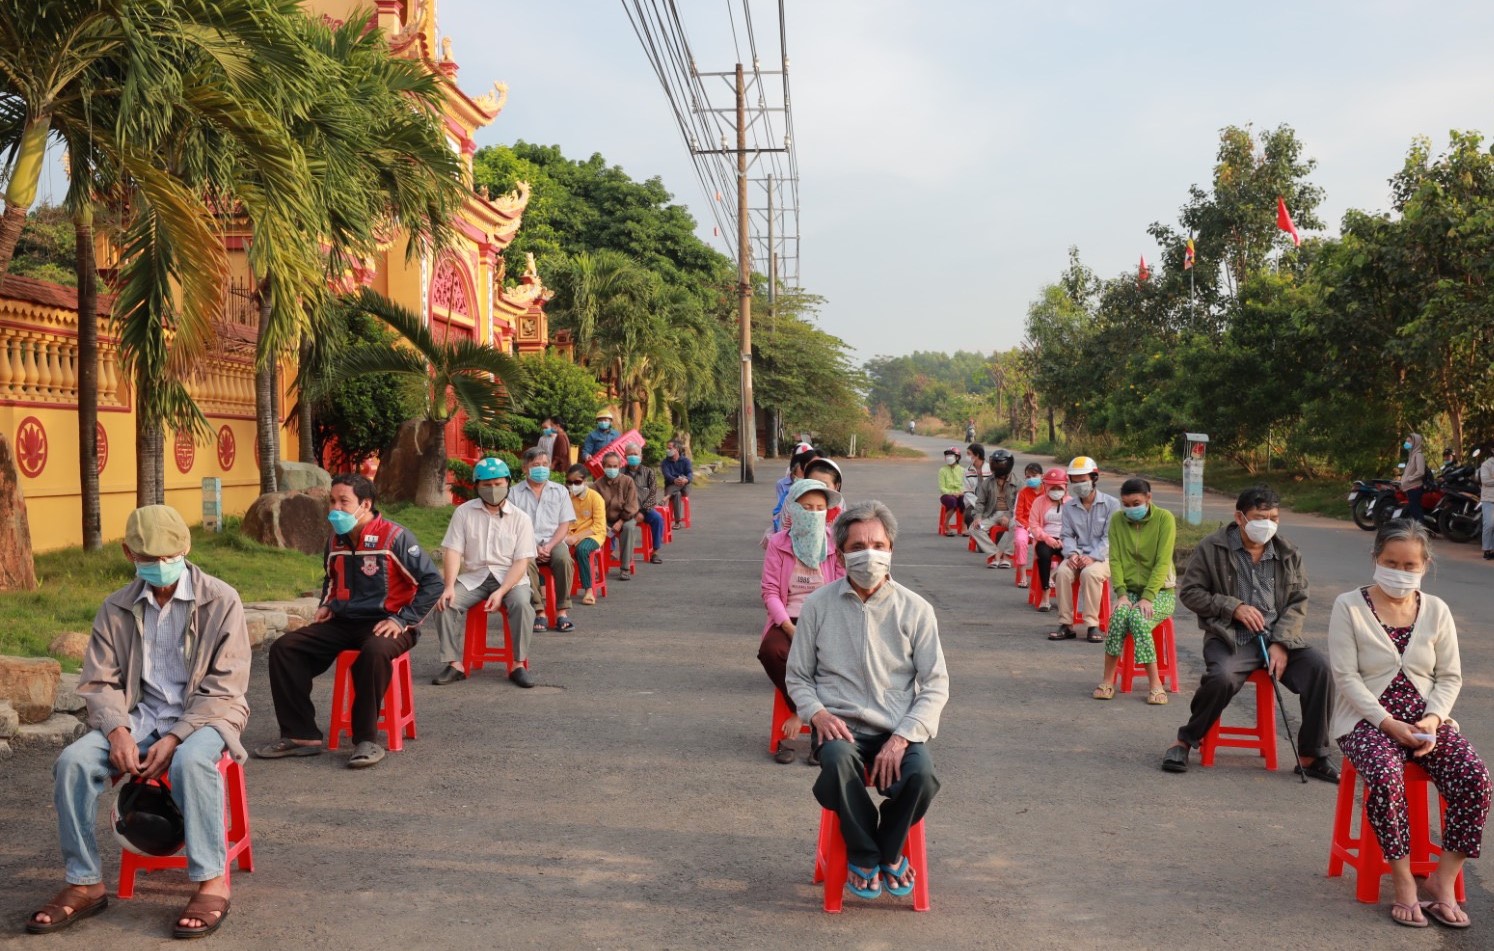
[508,352,604,442]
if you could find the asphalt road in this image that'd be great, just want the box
[0,434,1488,949]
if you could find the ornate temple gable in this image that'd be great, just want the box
[430,254,475,321]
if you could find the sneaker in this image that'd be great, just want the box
[1161,745,1189,773]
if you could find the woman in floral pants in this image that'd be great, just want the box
[1094,479,1176,704]
[1329,521,1490,929]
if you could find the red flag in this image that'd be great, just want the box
[1138,254,1150,282]
[1276,196,1301,247]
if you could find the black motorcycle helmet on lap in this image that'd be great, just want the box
[112,777,186,856]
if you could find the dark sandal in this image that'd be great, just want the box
[773,742,795,764]
[554,616,575,632]
[252,738,322,759]
[173,893,230,939]
[26,886,108,934]
[1046,625,1076,640]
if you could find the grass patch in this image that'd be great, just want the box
[1174,519,1225,550]
[0,525,325,666]
[380,502,458,552]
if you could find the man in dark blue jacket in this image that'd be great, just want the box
[661,439,693,529]
[256,474,442,769]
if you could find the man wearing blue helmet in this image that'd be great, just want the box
[431,457,539,688]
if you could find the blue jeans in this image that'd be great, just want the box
[640,507,665,554]
[1482,501,1494,552]
[54,727,227,885]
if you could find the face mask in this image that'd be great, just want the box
[787,505,828,567]
[542,427,555,436]
[1123,503,1148,521]
[844,548,892,589]
[1403,440,1413,450]
[667,449,678,458]
[136,556,186,589]
[625,455,641,467]
[478,484,508,507]
[1374,564,1423,598]
[598,421,611,431]
[1242,518,1278,544]
[1047,488,1066,501]
[1072,481,1094,499]
[1025,477,1041,488]
[527,466,550,483]
[602,467,620,480]
[328,508,359,536]
[567,483,586,497]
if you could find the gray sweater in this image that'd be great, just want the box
[785,578,949,743]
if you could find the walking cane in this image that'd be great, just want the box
[1258,633,1309,784]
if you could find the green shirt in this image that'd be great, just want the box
[1108,504,1177,603]
[938,463,963,495]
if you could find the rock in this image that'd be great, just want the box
[375,418,447,507]
[0,433,38,591]
[48,631,91,662]
[242,489,332,555]
[245,614,268,649]
[260,610,289,631]
[0,699,18,738]
[275,460,332,493]
[250,598,320,621]
[283,615,306,632]
[0,655,61,724]
[12,712,86,750]
[54,671,85,713]
[0,739,11,759]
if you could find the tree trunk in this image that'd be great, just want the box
[75,204,102,549]
[255,278,278,494]
[297,335,316,462]
[0,205,29,282]
[1448,399,1464,458]
[136,414,164,507]
[1046,405,1056,444]
[0,116,49,278]
[417,419,449,507]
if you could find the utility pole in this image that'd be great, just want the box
[736,63,757,484]
[767,172,778,460]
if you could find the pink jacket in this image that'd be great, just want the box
[1026,492,1068,548]
[761,529,844,639]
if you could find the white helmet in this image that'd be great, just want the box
[1067,456,1098,477]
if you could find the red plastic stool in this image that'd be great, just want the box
[1327,759,1466,904]
[654,505,673,544]
[1113,616,1179,693]
[1028,555,1061,609]
[328,649,416,751]
[568,544,608,599]
[633,522,655,563]
[936,504,960,536]
[1199,669,1277,770]
[681,495,692,528]
[118,753,254,898]
[769,690,811,754]
[1070,575,1112,631]
[535,566,561,627]
[966,524,1005,553]
[463,602,528,675]
[812,809,930,912]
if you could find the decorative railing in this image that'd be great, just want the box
[187,358,257,417]
[0,326,130,409]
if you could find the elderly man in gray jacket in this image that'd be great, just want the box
[27,506,249,939]
[786,500,950,903]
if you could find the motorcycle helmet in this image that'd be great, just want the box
[1041,466,1069,487]
[1067,456,1099,478]
[473,457,510,482]
[112,776,185,857]
[988,449,1015,479]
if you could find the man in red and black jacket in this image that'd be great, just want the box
[255,474,442,769]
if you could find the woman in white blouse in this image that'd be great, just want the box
[1328,520,1490,929]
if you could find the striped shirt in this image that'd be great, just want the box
[1228,527,1279,645]
[129,570,194,741]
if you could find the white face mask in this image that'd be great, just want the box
[1071,481,1094,499]
[1374,564,1423,598]
[944,455,958,465]
[568,483,586,497]
[843,548,892,589]
[1047,488,1066,501]
[1242,518,1278,544]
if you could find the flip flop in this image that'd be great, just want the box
[25,886,108,934]
[845,863,882,900]
[879,856,916,897]
[1036,603,1053,613]
[533,619,549,633]
[1391,901,1428,928]
[554,616,575,632]
[1421,899,1471,928]
[253,738,322,759]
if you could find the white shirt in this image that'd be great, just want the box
[129,570,194,741]
[508,478,576,541]
[440,499,537,591]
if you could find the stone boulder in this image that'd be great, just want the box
[54,671,86,714]
[245,614,268,649]
[275,460,332,493]
[242,488,331,556]
[48,631,91,663]
[0,433,38,591]
[13,713,86,750]
[0,656,62,723]
[0,699,18,739]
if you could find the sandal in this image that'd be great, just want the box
[533,619,549,633]
[1036,603,1053,613]
[173,892,230,939]
[26,886,108,934]
[1046,625,1076,640]
[252,738,322,759]
[1147,688,1169,705]
[1421,899,1471,928]
[880,856,916,897]
[1092,683,1115,700]
[845,863,882,900]
[773,742,795,764]
[554,615,575,632]
[1085,627,1105,643]
[1016,580,1030,589]
[1391,901,1428,928]
[581,591,596,605]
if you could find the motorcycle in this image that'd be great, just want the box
[1433,448,1484,543]
[1348,478,1397,531]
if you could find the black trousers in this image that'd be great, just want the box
[813,733,939,870]
[1177,638,1334,758]
[757,620,796,714]
[1035,541,1061,590]
[267,618,417,745]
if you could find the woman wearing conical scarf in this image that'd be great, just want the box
[759,479,846,764]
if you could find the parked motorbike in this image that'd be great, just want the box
[1433,448,1484,543]
[1348,478,1397,531]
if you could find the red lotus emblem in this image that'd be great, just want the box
[174,430,196,474]
[96,422,108,475]
[217,425,236,470]
[16,417,47,478]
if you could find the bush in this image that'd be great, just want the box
[639,415,671,464]
[511,353,604,442]
[447,453,522,502]
[462,419,523,455]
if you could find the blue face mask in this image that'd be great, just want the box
[625,454,641,467]
[602,467,620,480]
[136,556,186,588]
[598,421,611,431]
[1403,440,1413,450]
[542,427,555,436]
[527,466,550,483]
[328,508,359,536]
[1025,477,1041,488]
[1123,503,1149,521]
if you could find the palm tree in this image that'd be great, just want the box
[324,288,524,507]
